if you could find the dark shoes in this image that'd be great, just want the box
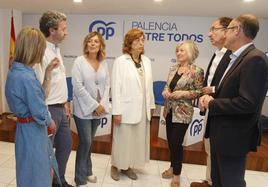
[190,180,212,187]
[52,181,74,187]
[121,168,138,180]
[111,166,120,181]
[110,166,138,181]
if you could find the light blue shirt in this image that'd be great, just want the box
[219,42,253,86]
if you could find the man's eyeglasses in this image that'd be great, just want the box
[226,26,239,31]
[209,27,226,32]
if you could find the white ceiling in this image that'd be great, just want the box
[0,0,268,18]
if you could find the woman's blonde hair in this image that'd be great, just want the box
[176,40,199,63]
[83,32,106,61]
[122,28,145,55]
[13,26,46,66]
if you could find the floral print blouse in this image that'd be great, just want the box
[163,63,204,124]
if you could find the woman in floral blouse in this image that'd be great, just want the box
[161,40,204,187]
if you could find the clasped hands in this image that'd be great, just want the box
[93,104,105,116]
[162,89,187,100]
[199,94,214,112]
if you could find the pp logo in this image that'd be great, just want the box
[89,20,116,40]
[190,119,203,136]
[160,119,166,125]
[100,117,108,128]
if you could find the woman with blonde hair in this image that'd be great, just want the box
[5,26,58,187]
[110,28,155,181]
[72,31,110,187]
[161,40,204,187]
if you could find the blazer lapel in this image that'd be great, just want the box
[216,45,255,94]
[204,53,216,86]
[126,55,142,89]
[211,50,232,86]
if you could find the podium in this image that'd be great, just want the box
[158,107,206,146]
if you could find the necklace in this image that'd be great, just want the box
[130,54,142,68]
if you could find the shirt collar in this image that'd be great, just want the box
[46,41,58,51]
[215,47,227,55]
[12,61,35,73]
[232,42,253,59]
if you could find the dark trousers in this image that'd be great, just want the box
[211,147,246,187]
[49,105,72,184]
[165,111,188,175]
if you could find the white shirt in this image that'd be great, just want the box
[207,47,227,87]
[34,41,68,105]
[72,55,110,119]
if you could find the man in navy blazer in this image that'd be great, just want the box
[191,17,232,187]
[200,14,268,187]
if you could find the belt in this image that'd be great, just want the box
[48,103,65,108]
[17,116,34,123]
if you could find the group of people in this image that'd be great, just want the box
[4,10,268,187]
[167,14,267,187]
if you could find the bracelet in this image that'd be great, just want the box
[44,76,51,81]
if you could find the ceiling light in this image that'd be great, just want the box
[243,0,255,2]
[73,0,83,3]
[154,0,163,2]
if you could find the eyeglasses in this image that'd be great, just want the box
[226,26,239,31]
[209,27,226,32]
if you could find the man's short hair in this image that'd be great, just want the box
[218,17,232,28]
[236,14,259,40]
[39,11,67,37]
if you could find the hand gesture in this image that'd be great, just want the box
[202,86,213,94]
[162,89,171,99]
[48,119,56,136]
[64,102,72,120]
[169,90,187,100]
[199,94,214,111]
[94,104,105,116]
[113,115,122,126]
[44,57,60,79]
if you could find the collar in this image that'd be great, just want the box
[12,61,34,72]
[46,41,58,51]
[215,47,227,56]
[232,42,253,59]
[124,53,144,60]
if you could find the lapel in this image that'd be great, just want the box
[216,45,255,94]
[204,53,216,86]
[211,50,232,86]
[125,54,142,89]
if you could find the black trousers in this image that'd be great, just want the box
[211,147,246,187]
[165,111,188,175]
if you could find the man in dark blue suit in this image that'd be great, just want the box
[191,17,232,187]
[200,14,268,187]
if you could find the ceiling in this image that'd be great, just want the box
[0,0,268,18]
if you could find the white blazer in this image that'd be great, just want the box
[111,54,155,124]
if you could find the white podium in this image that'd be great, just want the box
[158,106,205,146]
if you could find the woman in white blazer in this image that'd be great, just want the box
[110,28,155,181]
[72,32,110,187]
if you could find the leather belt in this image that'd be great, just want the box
[48,103,65,108]
[17,116,34,123]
